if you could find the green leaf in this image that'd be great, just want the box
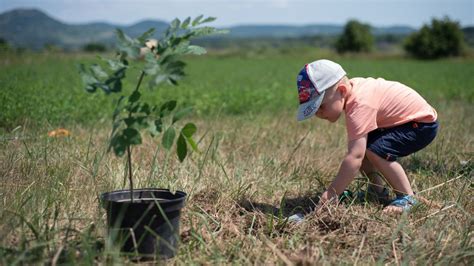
[113,67,126,79]
[102,67,125,93]
[181,123,197,138]
[109,133,127,157]
[153,74,168,86]
[147,117,162,137]
[97,83,111,94]
[145,65,159,76]
[108,78,122,93]
[186,135,199,152]
[172,41,191,55]
[138,28,156,43]
[202,17,217,23]
[170,18,180,30]
[177,134,187,162]
[148,124,157,137]
[192,15,204,26]
[160,100,177,113]
[154,118,163,133]
[111,119,122,138]
[167,60,186,70]
[144,54,159,75]
[162,127,176,150]
[123,127,142,145]
[124,116,147,128]
[191,26,220,38]
[79,64,98,86]
[126,102,140,113]
[123,117,135,127]
[172,106,193,124]
[112,96,125,121]
[102,58,126,71]
[115,28,141,58]
[159,54,177,65]
[181,17,191,29]
[129,91,141,103]
[186,45,207,55]
[90,64,108,79]
[168,77,179,85]
[139,103,151,115]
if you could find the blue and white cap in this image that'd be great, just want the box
[296,59,346,121]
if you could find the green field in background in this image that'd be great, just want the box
[1,52,473,129]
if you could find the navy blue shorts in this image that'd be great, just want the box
[367,121,439,161]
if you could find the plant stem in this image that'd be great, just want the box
[134,71,146,93]
[126,70,146,202]
[127,145,134,202]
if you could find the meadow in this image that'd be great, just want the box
[0,50,473,264]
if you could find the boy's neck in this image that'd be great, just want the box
[342,79,354,110]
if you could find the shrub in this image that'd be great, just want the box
[404,17,465,59]
[83,42,107,52]
[336,20,374,53]
[0,38,11,53]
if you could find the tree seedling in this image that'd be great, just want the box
[79,16,226,201]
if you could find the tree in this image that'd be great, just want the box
[79,16,226,199]
[336,20,374,53]
[83,42,107,52]
[0,38,11,52]
[404,17,465,59]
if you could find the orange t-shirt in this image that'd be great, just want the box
[344,77,437,141]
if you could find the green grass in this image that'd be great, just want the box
[1,52,473,130]
[0,51,473,264]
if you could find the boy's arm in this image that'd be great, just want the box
[319,135,368,205]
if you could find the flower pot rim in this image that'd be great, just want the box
[100,188,187,205]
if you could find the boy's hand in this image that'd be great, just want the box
[319,190,338,206]
[314,190,339,214]
[316,136,368,211]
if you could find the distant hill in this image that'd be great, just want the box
[0,9,168,50]
[0,8,423,51]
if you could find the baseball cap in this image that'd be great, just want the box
[296,59,346,121]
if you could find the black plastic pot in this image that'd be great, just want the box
[100,188,186,259]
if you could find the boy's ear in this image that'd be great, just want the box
[336,82,348,96]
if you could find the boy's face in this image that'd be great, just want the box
[315,86,345,122]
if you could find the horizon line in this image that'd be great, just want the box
[3,7,473,29]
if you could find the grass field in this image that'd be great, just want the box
[0,51,473,264]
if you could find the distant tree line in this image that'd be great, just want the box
[197,16,468,59]
[2,16,468,60]
[336,17,466,59]
[0,38,28,54]
[82,42,107,52]
[0,38,9,52]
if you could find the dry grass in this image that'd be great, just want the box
[0,104,473,264]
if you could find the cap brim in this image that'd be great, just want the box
[296,91,325,121]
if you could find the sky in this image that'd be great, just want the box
[0,0,473,28]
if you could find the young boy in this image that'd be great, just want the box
[296,59,438,214]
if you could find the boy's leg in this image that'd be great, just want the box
[364,121,438,213]
[365,150,414,196]
[360,156,386,194]
[365,121,438,196]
